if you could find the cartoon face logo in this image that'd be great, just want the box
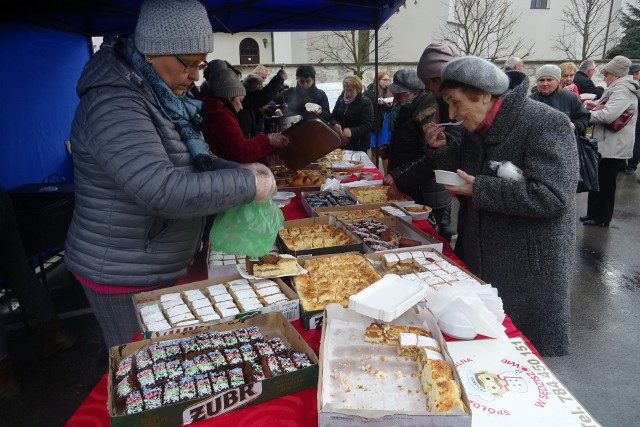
[475,371,508,397]
[459,369,528,402]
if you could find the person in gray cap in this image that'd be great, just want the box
[582,55,640,220]
[384,42,462,242]
[423,55,578,358]
[529,64,590,137]
[379,70,439,217]
[64,0,277,351]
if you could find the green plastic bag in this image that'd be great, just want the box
[209,199,284,258]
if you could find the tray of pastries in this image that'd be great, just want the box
[346,185,413,204]
[293,253,382,311]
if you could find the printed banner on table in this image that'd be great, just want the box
[446,337,601,427]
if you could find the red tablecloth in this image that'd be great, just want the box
[66,170,538,426]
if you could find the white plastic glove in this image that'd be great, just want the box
[241,162,272,175]
[247,164,277,200]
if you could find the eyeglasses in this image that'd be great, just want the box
[174,55,209,72]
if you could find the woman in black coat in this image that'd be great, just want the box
[329,75,374,152]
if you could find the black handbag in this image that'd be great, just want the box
[576,135,600,193]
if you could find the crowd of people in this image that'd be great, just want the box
[3,0,640,400]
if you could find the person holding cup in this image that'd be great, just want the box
[422,56,578,357]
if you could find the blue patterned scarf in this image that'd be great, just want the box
[124,37,214,171]
[388,98,415,134]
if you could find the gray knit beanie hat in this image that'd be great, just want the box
[535,64,562,82]
[208,67,246,98]
[135,0,214,55]
[417,42,461,81]
[388,69,425,94]
[603,55,632,78]
[441,56,509,95]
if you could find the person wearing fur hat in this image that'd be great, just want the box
[530,64,591,136]
[422,56,578,357]
[199,64,289,164]
[581,55,640,224]
[64,0,278,351]
[383,42,461,242]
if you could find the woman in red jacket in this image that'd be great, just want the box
[199,63,288,164]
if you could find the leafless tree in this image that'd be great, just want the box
[437,0,534,61]
[307,28,393,79]
[553,0,621,60]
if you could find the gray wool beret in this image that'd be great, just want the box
[441,56,510,95]
[135,0,214,55]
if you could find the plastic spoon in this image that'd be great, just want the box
[439,121,464,127]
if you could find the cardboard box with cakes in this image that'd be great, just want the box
[108,312,319,427]
[133,273,300,339]
[339,216,443,253]
[317,292,471,426]
[277,215,364,257]
[291,251,384,329]
[345,184,414,206]
[314,201,410,220]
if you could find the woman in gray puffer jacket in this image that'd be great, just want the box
[64,0,276,350]
[424,57,578,357]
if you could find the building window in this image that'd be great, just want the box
[530,0,548,9]
[239,38,260,65]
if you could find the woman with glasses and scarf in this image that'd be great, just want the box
[64,0,277,351]
[364,71,393,168]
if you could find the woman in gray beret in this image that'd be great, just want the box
[64,0,277,350]
[423,56,578,357]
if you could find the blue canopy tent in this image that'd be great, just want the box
[0,0,405,187]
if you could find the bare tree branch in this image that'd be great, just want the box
[552,0,621,60]
[437,0,534,61]
[307,27,393,78]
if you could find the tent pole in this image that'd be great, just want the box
[374,29,380,171]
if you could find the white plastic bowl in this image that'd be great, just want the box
[403,204,432,221]
[305,102,321,112]
[434,170,465,186]
[579,93,597,101]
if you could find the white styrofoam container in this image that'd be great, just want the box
[348,274,428,322]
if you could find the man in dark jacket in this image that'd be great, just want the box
[574,59,605,99]
[277,64,332,123]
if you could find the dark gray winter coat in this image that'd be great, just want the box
[65,37,256,287]
[431,72,578,357]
